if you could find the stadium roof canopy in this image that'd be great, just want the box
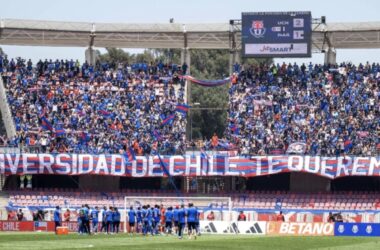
[1,18,380,50]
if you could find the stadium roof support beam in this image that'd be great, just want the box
[2,19,380,52]
[229,20,241,75]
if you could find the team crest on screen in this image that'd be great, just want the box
[250,20,266,38]
[352,225,358,234]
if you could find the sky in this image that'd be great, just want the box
[1,0,380,65]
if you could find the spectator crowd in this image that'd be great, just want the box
[1,54,380,157]
[0,55,187,155]
[226,62,380,156]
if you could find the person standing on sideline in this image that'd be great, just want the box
[91,206,99,234]
[186,203,197,239]
[54,206,61,234]
[17,209,24,221]
[195,207,201,236]
[77,207,83,235]
[136,207,142,233]
[106,207,114,234]
[164,207,173,235]
[63,209,70,222]
[101,206,107,233]
[177,204,186,239]
[128,206,136,234]
[83,204,91,234]
[173,206,179,235]
[113,208,121,234]
[237,211,247,221]
[153,205,161,234]
[276,211,285,222]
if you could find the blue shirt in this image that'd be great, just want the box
[153,208,160,222]
[106,210,113,222]
[54,209,60,222]
[113,211,121,222]
[137,209,142,223]
[91,210,99,222]
[165,210,173,222]
[128,210,136,223]
[82,207,89,220]
[148,209,153,221]
[173,209,179,222]
[186,207,197,223]
[142,209,148,222]
[102,210,107,222]
[178,208,186,224]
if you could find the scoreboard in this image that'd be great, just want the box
[241,11,312,58]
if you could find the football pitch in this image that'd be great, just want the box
[0,233,379,250]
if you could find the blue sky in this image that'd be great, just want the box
[1,0,380,64]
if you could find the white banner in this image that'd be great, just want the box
[200,220,266,235]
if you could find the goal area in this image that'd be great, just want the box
[123,196,232,233]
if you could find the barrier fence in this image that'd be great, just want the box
[1,220,380,237]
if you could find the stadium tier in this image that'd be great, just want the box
[0,57,187,154]
[226,62,380,156]
[6,189,380,211]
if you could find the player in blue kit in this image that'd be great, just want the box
[53,206,61,234]
[128,206,136,234]
[177,204,186,239]
[113,208,121,233]
[164,207,174,235]
[106,206,113,234]
[101,206,107,233]
[82,204,90,234]
[173,206,179,235]
[153,205,161,235]
[186,203,198,239]
[90,206,99,234]
[142,205,150,236]
[136,207,142,233]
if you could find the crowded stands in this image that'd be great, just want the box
[226,62,380,156]
[0,56,187,155]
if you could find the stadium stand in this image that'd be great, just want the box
[226,62,380,156]
[0,56,187,155]
[6,189,380,211]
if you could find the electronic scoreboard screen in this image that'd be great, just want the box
[242,11,312,58]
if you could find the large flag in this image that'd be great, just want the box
[54,127,66,136]
[286,142,307,154]
[98,110,111,118]
[41,117,53,131]
[152,129,162,141]
[175,104,190,114]
[124,147,136,162]
[157,153,182,198]
[344,140,353,152]
[38,108,46,119]
[80,131,91,143]
[230,124,239,135]
[161,114,175,126]
[180,75,231,87]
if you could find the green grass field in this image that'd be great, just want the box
[0,233,379,250]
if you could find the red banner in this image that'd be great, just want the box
[0,221,124,232]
